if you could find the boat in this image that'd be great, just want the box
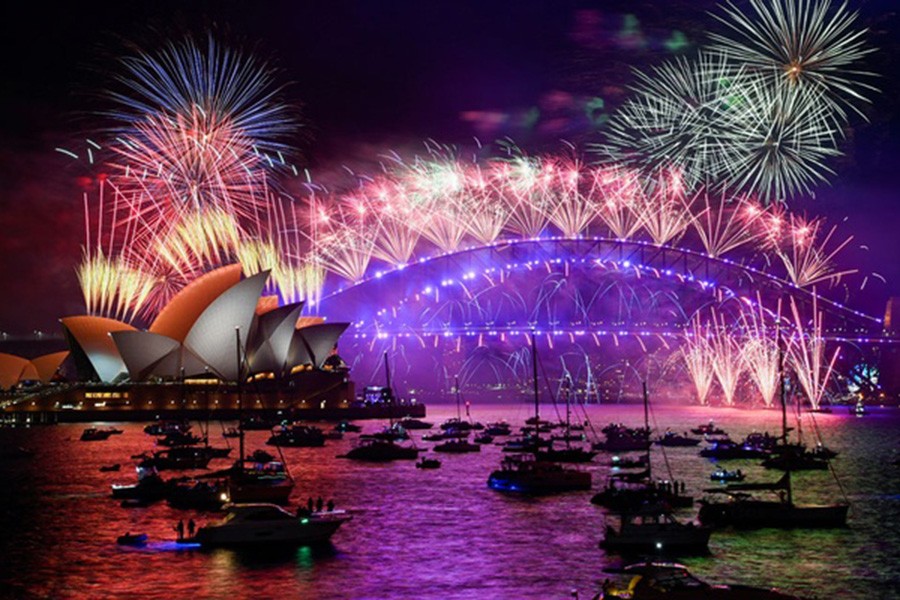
[710,469,745,482]
[216,329,296,505]
[699,439,770,460]
[111,466,169,502]
[698,471,848,529]
[610,454,648,469]
[416,457,442,469]
[536,375,597,463]
[157,431,205,447]
[340,437,419,461]
[421,432,446,442]
[501,434,551,453]
[225,459,295,504]
[760,445,828,471]
[593,562,805,599]
[593,431,652,453]
[368,423,409,441]
[488,453,591,494]
[398,417,433,430]
[592,383,691,510]
[536,446,597,463]
[332,420,362,434]
[600,507,711,555]
[433,438,481,453]
[241,415,279,430]
[266,423,326,447]
[222,426,241,439]
[193,503,351,547]
[80,427,114,442]
[487,334,591,494]
[99,464,121,472]
[690,421,727,436]
[697,342,849,530]
[140,447,212,470]
[432,378,482,453]
[143,420,190,436]
[167,478,228,510]
[338,352,419,461]
[473,432,494,444]
[655,431,701,447]
[439,418,475,432]
[116,532,148,546]
[484,421,511,436]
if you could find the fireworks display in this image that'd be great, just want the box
[57,5,883,406]
[600,0,875,201]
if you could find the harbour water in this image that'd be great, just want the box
[1,404,898,599]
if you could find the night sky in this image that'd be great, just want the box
[0,0,898,334]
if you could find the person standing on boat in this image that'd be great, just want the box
[316,497,324,512]
[175,520,184,541]
[187,519,195,538]
[307,497,314,512]
[327,499,335,512]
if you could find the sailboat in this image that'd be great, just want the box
[433,377,480,453]
[340,352,419,461]
[487,333,591,494]
[535,375,596,463]
[591,382,691,510]
[225,328,295,504]
[697,335,848,529]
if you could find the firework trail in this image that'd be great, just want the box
[681,316,716,406]
[788,295,841,410]
[738,296,782,407]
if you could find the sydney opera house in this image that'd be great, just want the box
[1,265,416,422]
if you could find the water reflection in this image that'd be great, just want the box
[0,404,898,598]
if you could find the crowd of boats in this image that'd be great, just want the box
[55,337,858,599]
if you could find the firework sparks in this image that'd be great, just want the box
[738,296,782,407]
[681,316,716,405]
[710,0,876,117]
[691,192,764,258]
[776,214,855,287]
[77,251,157,322]
[708,309,744,406]
[601,50,744,192]
[788,296,840,410]
[638,170,695,246]
[719,77,843,201]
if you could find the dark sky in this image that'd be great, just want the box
[0,0,897,334]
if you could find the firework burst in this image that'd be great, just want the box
[787,295,840,410]
[601,50,744,192]
[681,316,717,405]
[710,0,876,117]
[776,214,855,287]
[738,296,782,407]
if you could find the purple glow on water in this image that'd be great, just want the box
[1,405,898,598]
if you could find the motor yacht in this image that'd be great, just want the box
[194,503,351,547]
[600,508,711,555]
[488,453,591,494]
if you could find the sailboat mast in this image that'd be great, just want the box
[531,331,540,443]
[455,375,462,421]
[565,377,571,449]
[383,351,393,427]
[235,327,244,465]
[642,381,651,476]
[777,325,792,505]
